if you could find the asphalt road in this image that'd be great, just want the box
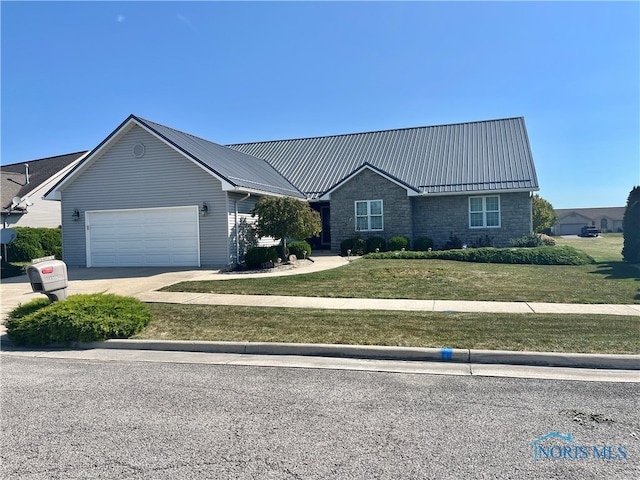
[1,355,638,479]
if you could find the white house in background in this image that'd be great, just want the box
[552,207,625,235]
[1,152,89,228]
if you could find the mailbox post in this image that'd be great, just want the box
[27,257,69,302]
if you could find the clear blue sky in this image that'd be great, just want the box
[2,1,638,209]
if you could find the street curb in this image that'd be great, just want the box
[71,339,640,371]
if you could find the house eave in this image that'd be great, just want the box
[415,187,539,197]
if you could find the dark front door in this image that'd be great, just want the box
[320,205,331,248]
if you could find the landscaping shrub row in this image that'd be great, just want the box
[364,245,595,265]
[5,227,62,262]
[341,235,418,255]
[6,294,152,347]
[243,240,313,269]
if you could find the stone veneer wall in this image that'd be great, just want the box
[329,168,413,252]
[411,192,533,248]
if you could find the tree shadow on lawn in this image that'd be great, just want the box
[590,261,640,301]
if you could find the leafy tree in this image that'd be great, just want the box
[532,194,559,234]
[251,197,322,257]
[622,186,640,264]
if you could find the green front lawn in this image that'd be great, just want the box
[162,258,639,304]
[138,304,640,354]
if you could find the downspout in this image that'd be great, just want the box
[235,193,251,264]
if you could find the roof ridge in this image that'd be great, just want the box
[227,116,525,146]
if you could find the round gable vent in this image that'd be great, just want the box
[133,143,145,158]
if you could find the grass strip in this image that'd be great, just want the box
[138,304,640,354]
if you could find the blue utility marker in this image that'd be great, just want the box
[441,348,453,360]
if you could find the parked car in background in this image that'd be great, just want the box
[579,226,599,237]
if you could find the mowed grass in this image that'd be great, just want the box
[139,304,640,354]
[143,235,640,352]
[162,237,640,304]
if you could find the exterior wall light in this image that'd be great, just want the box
[71,208,80,221]
[200,202,209,216]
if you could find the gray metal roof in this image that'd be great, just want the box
[227,117,539,199]
[135,116,305,198]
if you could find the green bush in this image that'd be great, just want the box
[413,236,434,251]
[340,237,366,256]
[364,245,594,266]
[622,186,640,264]
[388,236,410,251]
[244,246,279,269]
[287,240,312,259]
[366,236,386,253]
[6,227,62,262]
[6,294,152,347]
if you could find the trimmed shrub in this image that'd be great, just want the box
[413,236,434,251]
[6,227,62,262]
[340,237,366,256]
[244,246,279,269]
[366,236,386,253]
[5,294,152,347]
[388,236,410,251]
[287,240,312,259]
[364,245,594,266]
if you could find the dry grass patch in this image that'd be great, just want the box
[139,304,640,354]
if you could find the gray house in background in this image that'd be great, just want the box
[552,207,625,235]
[45,115,539,267]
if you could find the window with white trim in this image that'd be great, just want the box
[469,196,501,228]
[355,200,383,231]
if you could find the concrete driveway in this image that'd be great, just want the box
[0,256,349,322]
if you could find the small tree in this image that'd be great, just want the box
[251,197,322,257]
[622,186,640,264]
[532,194,559,234]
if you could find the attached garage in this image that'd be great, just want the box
[86,206,200,267]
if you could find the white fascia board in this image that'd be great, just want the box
[44,120,139,200]
[44,117,234,200]
[417,187,539,197]
[41,152,90,202]
[223,185,307,200]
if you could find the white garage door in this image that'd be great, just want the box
[86,207,200,267]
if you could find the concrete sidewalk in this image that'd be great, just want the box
[136,290,640,316]
[2,254,639,317]
[2,255,639,375]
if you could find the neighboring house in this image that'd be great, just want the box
[45,115,539,268]
[1,152,88,228]
[553,207,625,235]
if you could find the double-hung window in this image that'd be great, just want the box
[355,200,383,231]
[469,196,500,228]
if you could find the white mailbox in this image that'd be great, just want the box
[27,258,68,302]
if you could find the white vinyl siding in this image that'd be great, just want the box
[355,200,383,232]
[469,195,501,228]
